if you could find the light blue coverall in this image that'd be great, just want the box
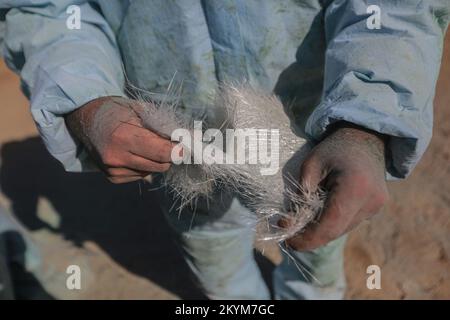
[0,0,448,299]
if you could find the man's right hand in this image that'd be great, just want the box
[65,96,174,184]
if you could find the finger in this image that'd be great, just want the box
[298,154,327,192]
[126,153,171,173]
[125,126,175,163]
[110,97,143,122]
[286,174,368,251]
[108,175,144,184]
[278,154,328,228]
[106,167,150,177]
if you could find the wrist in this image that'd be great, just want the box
[65,96,113,149]
[326,121,386,145]
[324,121,387,167]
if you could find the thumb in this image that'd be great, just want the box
[278,153,327,228]
[298,154,327,193]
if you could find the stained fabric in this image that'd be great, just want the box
[0,0,449,178]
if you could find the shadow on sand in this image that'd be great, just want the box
[0,137,275,299]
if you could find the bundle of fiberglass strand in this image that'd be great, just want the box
[133,83,326,242]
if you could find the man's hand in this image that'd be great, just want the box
[283,122,389,251]
[66,96,173,183]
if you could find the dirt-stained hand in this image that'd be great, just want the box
[282,122,389,251]
[66,96,174,184]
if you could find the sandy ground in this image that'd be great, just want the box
[0,32,449,300]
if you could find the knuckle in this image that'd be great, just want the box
[156,144,172,162]
[108,176,122,184]
[105,167,117,176]
[110,128,126,144]
[161,163,171,172]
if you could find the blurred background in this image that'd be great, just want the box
[0,32,449,300]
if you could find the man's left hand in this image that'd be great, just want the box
[282,122,389,251]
